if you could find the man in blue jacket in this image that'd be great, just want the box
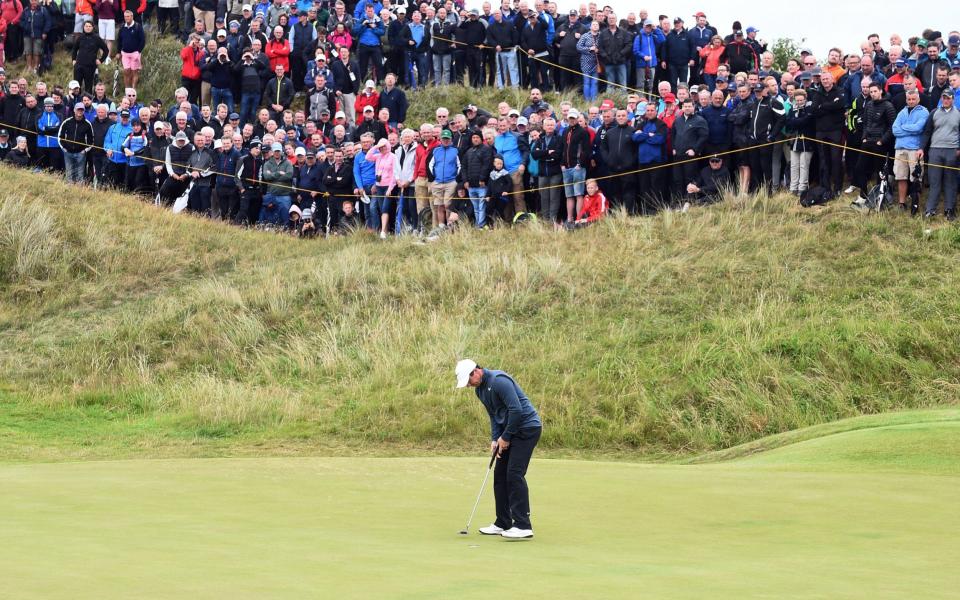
[353,3,385,84]
[456,358,542,540]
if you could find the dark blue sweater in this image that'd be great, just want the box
[475,369,542,442]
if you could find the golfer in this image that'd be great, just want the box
[456,359,542,539]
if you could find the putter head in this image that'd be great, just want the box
[458,530,468,535]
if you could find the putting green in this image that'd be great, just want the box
[2,419,958,599]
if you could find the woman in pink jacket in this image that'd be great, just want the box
[366,137,397,238]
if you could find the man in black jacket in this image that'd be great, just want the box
[462,129,494,227]
[72,21,109,93]
[561,110,591,224]
[662,18,693,92]
[458,10,487,88]
[686,155,731,205]
[331,46,361,124]
[597,13,630,90]
[748,84,786,192]
[234,49,266,126]
[398,9,431,89]
[671,99,709,198]
[809,71,847,197]
[555,10,585,92]
[262,64,295,120]
[486,8,519,89]
[58,103,94,183]
[598,109,637,213]
[530,116,564,224]
[519,11,550,89]
[89,103,112,185]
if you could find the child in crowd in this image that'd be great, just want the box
[575,178,607,225]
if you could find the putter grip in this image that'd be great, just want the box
[488,447,498,468]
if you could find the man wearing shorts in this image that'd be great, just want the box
[562,109,590,225]
[891,89,930,210]
[117,10,145,90]
[21,0,50,74]
[428,129,460,226]
[413,124,439,228]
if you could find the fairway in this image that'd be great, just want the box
[3,416,958,599]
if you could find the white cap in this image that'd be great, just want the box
[242,3,251,10]
[335,110,346,119]
[455,359,478,389]
[217,29,227,37]
[567,109,580,119]
[365,79,376,89]
[68,80,80,89]
[295,146,306,156]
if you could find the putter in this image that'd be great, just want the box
[458,447,499,535]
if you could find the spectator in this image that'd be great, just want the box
[262,63,294,119]
[520,10,550,89]
[633,18,663,98]
[378,73,407,128]
[352,132,377,227]
[723,29,757,75]
[685,155,731,204]
[71,19,107,92]
[783,89,816,197]
[574,178,607,224]
[809,72,847,198]
[265,24,291,72]
[121,118,149,192]
[399,8,429,89]
[576,20,600,100]
[96,0,117,61]
[117,10,145,90]
[430,7,455,86]
[632,102,668,212]
[561,108,589,223]
[21,0,49,75]
[486,8,518,89]
[554,9,585,92]
[596,12,629,89]
[103,108,132,187]
[891,89,929,211]
[428,128,459,225]
[365,137,396,238]
[331,45,360,124]
[57,102,93,183]
[598,108,636,213]
[353,2,384,83]
[850,82,895,203]
[662,17,693,92]
[259,141,293,223]
[289,7,317,91]
[180,34,204,104]
[920,90,957,218]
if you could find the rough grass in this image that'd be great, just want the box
[2,165,960,460]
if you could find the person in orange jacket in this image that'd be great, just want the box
[575,178,607,224]
[180,34,204,104]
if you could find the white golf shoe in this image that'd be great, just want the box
[500,527,534,539]
[479,524,505,535]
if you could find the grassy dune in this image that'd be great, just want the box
[2,165,960,459]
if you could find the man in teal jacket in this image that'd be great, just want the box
[456,358,542,540]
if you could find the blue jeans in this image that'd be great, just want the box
[406,51,429,89]
[432,53,452,85]
[702,73,716,92]
[582,73,598,100]
[211,87,234,113]
[239,92,259,126]
[604,63,626,89]
[496,50,519,88]
[468,186,487,228]
[259,193,291,225]
[63,151,86,183]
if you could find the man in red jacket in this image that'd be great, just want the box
[413,122,439,228]
[180,34,203,104]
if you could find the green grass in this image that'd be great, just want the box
[3,166,960,459]
[2,414,957,598]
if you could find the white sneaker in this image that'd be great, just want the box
[478,524,505,535]
[500,527,533,539]
[843,185,857,194]
[379,231,387,239]
[681,201,691,214]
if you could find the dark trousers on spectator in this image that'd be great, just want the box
[188,184,212,215]
[358,44,383,83]
[637,166,666,213]
[492,426,541,532]
[74,64,97,93]
[666,63,689,91]
[36,147,63,172]
[125,164,150,194]
[463,47,483,88]
[406,51,429,89]
[238,92,259,126]
[606,171,637,214]
[483,47,497,86]
[157,6,179,35]
[236,188,262,225]
[672,158,699,199]
[851,146,885,192]
[103,161,126,189]
[214,186,239,220]
[182,76,201,105]
[159,175,189,205]
[816,130,844,195]
[925,148,958,215]
[527,56,550,89]
[749,145,774,193]
[558,54,580,91]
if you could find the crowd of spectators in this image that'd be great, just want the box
[0,0,958,237]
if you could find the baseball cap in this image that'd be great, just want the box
[800,47,813,55]
[335,110,346,119]
[242,3,251,10]
[716,75,729,83]
[174,131,189,141]
[663,93,676,103]
[517,116,528,126]
[43,97,54,106]
[0,67,5,74]
[708,155,723,163]
[0,129,8,136]
[74,102,85,111]
[363,104,375,112]
[508,109,520,117]
[271,142,283,152]
[68,80,80,89]
[217,29,227,37]
[746,26,759,34]
[154,122,165,130]
[916,39,928,48]
[894,59,907,68]
[600,99,615,110]
[799,71,813,81]
[469,8,479,15]
[295,147,306,156]
[569,9,577,16]
[396,6,406,13]
[229,20,240,28]
[108,107,118,115]
[643,18,654,26]
[673,17,683,23]
[947,56,960,69]
[464,104,478,112]
[942,89,954,98]
[693,11,706,17]
[120,109,131,117]
[306,150,316,157]
[567,109,580,119]
[455,359,477,388]
[811,66,823,75]
[320,108,331,116]
[440,129,452,139]
[249,138,261,148]
[229,112,240,120]
[733,29,744,36]
[949,35,960,46]
[365,79,375,89]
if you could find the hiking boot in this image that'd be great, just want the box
[923,211,935,219]
[947,210,956,222]
[479,524,505,535]
[500,527,534,539]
